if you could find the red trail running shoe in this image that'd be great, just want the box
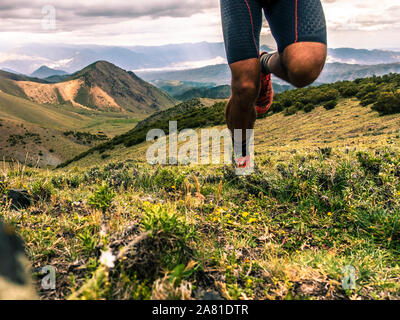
[255,54,274,115]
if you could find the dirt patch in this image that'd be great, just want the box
[90,86,121,111]
[14,79,90,110]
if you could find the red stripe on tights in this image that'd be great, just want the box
[243,0,259,56]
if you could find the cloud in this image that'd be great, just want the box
[0,1,219,23]
[0,0,399,49]
[323,0,400,32]
[75,1,218,18]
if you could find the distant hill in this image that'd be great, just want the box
[138,61,400,86]
[44,74,70,83]
[152,80,217,97]
[138,64,230,85]
[0,70,47,83]
[0,61,176,114]
[31,66,68,79]
[328,48,400,64]
[174,85,231,100]
[320,62,400,83]
[0,68,23,75]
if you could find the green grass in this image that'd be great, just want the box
[1,137,400,300]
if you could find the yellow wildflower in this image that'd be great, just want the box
[327,212,333,216]
[248,218,257,223]
[242,212,250,218]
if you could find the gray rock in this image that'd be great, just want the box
[6,189,32,210]
[0,221,37,300]
[194,288,223,300]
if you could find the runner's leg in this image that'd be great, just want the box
[262,0,327,87]
[220,0,263,155]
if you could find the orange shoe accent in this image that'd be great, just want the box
[255,72,273,115]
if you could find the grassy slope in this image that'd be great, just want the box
[2,92,399,300]
[63,96,400,168]
[0,91,88,129]
[0,90,143,166]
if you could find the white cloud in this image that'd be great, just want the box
[0,1,399,50]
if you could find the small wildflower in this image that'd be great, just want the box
[226,266,232,270]
[171,185,176,189]
[228,219,233,224]
[248,218,257,223]
[242,212,250,218]
[143,201,150,206]
[100,248,116,269]
[327,212,333,216]
[46,227,51,232]
[246,278,253,286]
[397,191,400,196]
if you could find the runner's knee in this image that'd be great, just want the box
[231,79,260,108]
[286,57,325,88]
[283,45,327,88]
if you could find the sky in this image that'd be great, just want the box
[0,0,399,50]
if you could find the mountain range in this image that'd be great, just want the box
[1,42,400,75]
[0,61,175,114]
